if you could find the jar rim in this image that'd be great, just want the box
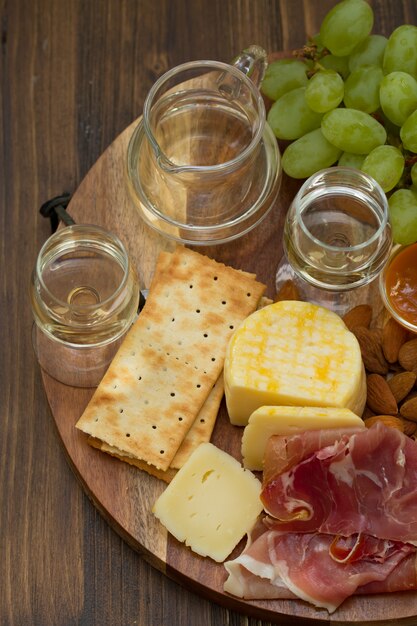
[295,167,389,253]
[379,243,417,333]
[35,224,131,312]
[142,59,266,174]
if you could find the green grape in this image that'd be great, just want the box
[383,25,417,78]
[343,65,383,113]
[388,188,417,245]
[320,0,374,57]
[261,59,309,101]
[281,128,342,179]
[348,34,388,71]
[267,87,323,140]
[411,163,417,187]
[305,70,344,113]
[379,71,417,127]
[361,145,404,192]
[338,152,366,169]
[400,110,417,152]
[321,108,386,154]
[319,54,350,80]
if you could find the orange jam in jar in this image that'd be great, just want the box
[384,243,417,329]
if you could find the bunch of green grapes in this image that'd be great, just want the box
[262,0,417,246]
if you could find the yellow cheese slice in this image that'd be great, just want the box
[241,405,365,470]
[152,442,263,562]
[224,301,366,426]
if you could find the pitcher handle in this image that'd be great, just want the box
[231,45,268,87]
[217,45,267,99]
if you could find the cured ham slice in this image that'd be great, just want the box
[261,422,417,544]
[262,426,363,484]
[224,522,417,612]
[225,423,417,612]
[357,553,417,594]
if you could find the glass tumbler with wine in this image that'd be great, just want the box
[30,224,140,387]
[276,167,393,315]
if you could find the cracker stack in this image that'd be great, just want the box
[76,247,265,481]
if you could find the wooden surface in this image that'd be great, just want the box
[2,1,417,625]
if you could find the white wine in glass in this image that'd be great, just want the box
[277,167,392,313]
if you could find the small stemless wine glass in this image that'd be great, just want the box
[276,167,392,314]
[30,224,140,387]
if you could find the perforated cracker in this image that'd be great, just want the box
[88,437,178,483]
[76,247,265,471]
[170,374,224,469]
[76,338,215,470]
[137,248,265,381]
[87,375,224,482]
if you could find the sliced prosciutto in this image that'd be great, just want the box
[261,422,417,544]
[262,426,364,484]
[224,521,417,612]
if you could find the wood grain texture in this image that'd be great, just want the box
[1,1,417,625]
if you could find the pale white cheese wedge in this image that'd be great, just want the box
[152,442,263,563]
[242,405,365,470]
[224,301,366,426]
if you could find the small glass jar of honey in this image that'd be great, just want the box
[380,242,417,332]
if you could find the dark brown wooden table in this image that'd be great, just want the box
[2,1,417,625]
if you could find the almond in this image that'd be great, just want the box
[374,306,391,332]
[382,317,408,363]
[398,339,417,374]
[400,417,417,437]
[274,279,301,302]
[364,415,404,432]
[353,326,389,375]
[342,304,373,331]
[371,327,384,344]
[400,396,417,422]
[366,373,398,415]
[387,371,417,403]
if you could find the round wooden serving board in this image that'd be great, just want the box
[42,86,417,625]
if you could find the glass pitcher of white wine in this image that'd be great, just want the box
[127,46,282,244]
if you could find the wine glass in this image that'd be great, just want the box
[276,167,393,315]
[30,225,140,387]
